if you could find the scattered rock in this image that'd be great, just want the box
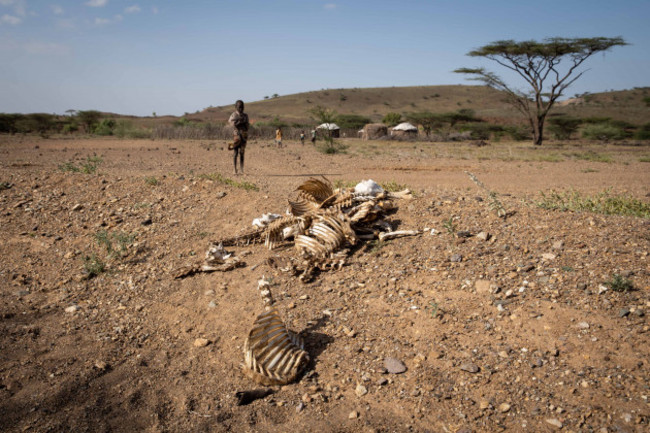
[355,384,368,397]
[64,305,79,313]
[577,321,590,329]
[141,217,153,226]
[552,240,565,250]
[498,403,511,413]
[542,253,556,260]
[545,418,563,429]
[384,357,406,374]
[475,280,492,294]
[71,204,83,211]
[216,191,227,199]
[476,231,490,241]
[377,378,388,386]
[193,338,210,347]
[349,410,359,419]
[450,254,463,263]
[459,362,480,373]
[456,230,471,238]
[618,308,630,318]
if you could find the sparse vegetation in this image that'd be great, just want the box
[95,230,135,258]
[198,172,258,191]
[58,155,103,174]
[443,217,457,236]
[380,181,409,192]
[144,176,159,186]
[83,254,106,278]
[604,274,634,292]
[537,189,650,218]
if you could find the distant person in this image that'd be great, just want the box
[310,129,316,144]
[275,127,283,148]
[228,100,249,174]
[300,130,305,146]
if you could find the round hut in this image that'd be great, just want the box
[316,123,340,138]
[390,122,418,138]
[361,123,388,140]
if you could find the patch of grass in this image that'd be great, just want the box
[144,176,159,186]
[83,254,106,278]
[381,180,410,192]
[561,266,574,272]
[535,153,564,162]
[443,217,457,236]
[427,301,439,318]
[566,151,612,163]
[95,230,135,258]
[537,189,650,218]
[59,155,103,174]
[639,157,650,163]
[198,172,258,191]
[581,168,599,173]
[604,274,634,292]
[133,202,151,209]
[333,179,357,189]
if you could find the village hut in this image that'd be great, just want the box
[361,123,388,140]
[390,122,418,138]
[316,123,340,138]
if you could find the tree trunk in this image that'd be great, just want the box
[533,116,545,146]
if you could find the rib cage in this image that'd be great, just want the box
[243,279,310,385]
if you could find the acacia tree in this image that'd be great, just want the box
[455,37,627,145]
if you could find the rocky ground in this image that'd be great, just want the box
[1,136,648,432]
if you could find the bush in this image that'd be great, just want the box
[460,123,504,140]
[634,123,650,140]
[547,116,582,139]
[335,114,371,130]
[382,112,402,127]
[94,119,116,136]
[582,123,630,141]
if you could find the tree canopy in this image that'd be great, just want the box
[455,37,627,145]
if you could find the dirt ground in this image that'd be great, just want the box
[1,136,649,433]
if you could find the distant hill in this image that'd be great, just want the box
[175,85,649,127]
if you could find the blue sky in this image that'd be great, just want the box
[1,0,648,116]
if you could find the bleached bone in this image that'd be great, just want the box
[378,230,420,241]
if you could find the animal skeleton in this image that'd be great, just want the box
[242,278,310,385]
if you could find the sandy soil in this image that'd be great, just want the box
[1,136,649,433]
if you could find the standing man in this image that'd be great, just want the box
[275,127,283,148]
[228,100,249,174]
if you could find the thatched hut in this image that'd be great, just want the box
[361,123,388,140]
[316,123,340,138]
[390,122,418,137]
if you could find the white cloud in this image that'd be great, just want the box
[86,0,108,7]
[0,0,13,6]
[94,17,110,25]
[323,3,336,10]
[125,4,140,14]
[51,5,64,15]
[1,13,21,24]
[114,14,122,21]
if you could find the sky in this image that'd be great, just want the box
[0,0,648,116]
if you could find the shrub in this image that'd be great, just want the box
[94,119,116,136]
[335,114,371,130]
[547,116,582,139]
[634,123,650,140]
[581,123,630,141]
[382,112,402,127]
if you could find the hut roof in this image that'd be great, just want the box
[317,123,340,130]
[392,122,418,131]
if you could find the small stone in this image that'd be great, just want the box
[542,253,556,260]
[498,351,509,358]
[618,308,630,318]
[498,403,511,413]
[384,357,406,374]
[141,217,153,226]
[299,295,309,300]
[65,305,79,313]
[193,338,210,347]
[577,321,590,329]
[71,203,83,211]
[634,308,645,317]
[216,191,227,199]
[476,231,490,241]
[296,402,304,413]
[343,327,356,338]
[208,300,217,309]
[377,378,388,386]
[457,230,471,238]
[597,284,609,294]
[460,362,480,373]
[355,384,368,397]
[450,254,462,263]
[545,418,563,429]
[479,400,490,410]
[94,361,108,370]
[349,410,359,419]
